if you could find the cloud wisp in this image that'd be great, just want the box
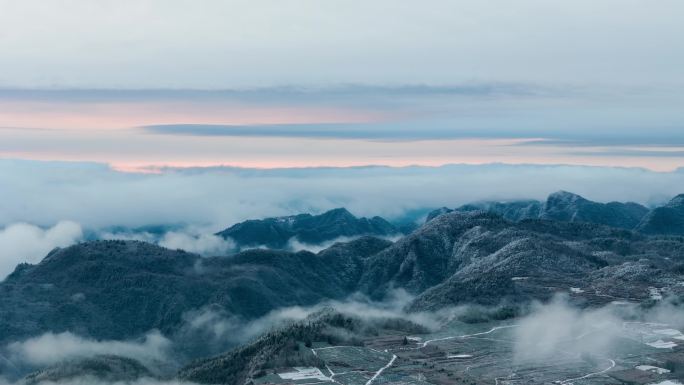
[98,226,236,257]
[0,222,83,280]
[512,297,622,363]
[6,331,171,369]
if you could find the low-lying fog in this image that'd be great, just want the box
[2,291,684,385]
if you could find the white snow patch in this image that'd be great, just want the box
[447,354,473,359]
[511,277,528,281]
[646,340,677,349]
[654,329,681,336]
[636,365,670,374]
[569,287,584,294]
[278,367,330,381]
[611,301,631,306]
[649,287,663,301]
[654,329,684,340]
[407,336,422,342]
[647,381,682,385]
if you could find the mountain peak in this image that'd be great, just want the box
[636,193,684,235]
[666,193,684,208]
[425,207,454,222]
[319,207,355,220]
[539,191,649,229]
[546,190,587,204]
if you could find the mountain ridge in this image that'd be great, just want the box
[216,207,400,249]
[636,193,684,235]
[427,190,657,232]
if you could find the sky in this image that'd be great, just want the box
[1,0,683,88]
[0,0,683,171]
[1,1,684,257]
[0,0,683,278]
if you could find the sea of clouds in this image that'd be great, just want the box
[1,160,684,279]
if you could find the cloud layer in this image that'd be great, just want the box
[7,331,170,368]
[2,160,683,232]
[1,160,682,279]
[513,297,622,363]
[0,221,83,280]
[157,231,235,256]
[1,1,682,88]
[2,86,683,172]
[98,225,236,257]
[175,288,444,354]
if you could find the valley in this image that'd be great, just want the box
[245,317,684,385]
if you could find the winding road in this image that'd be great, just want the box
[365,354,397,385]
[311,346,397,385]
[311,324,519,385]
[420,324,519,348]
[557,358,616,384]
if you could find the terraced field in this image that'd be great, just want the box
[276,317,684,385]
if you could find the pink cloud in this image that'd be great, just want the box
[0,100,393,130]
[1,127,681,172]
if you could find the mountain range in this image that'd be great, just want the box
[216,192,684,252]
[427,191,684,235]
[0,236,393,346]
[1,191,684,384]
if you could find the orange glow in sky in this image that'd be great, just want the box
[0,100,393,130]
[1,98,682,173]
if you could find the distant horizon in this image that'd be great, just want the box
[3,156,684,174]
[2,84,682,172]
